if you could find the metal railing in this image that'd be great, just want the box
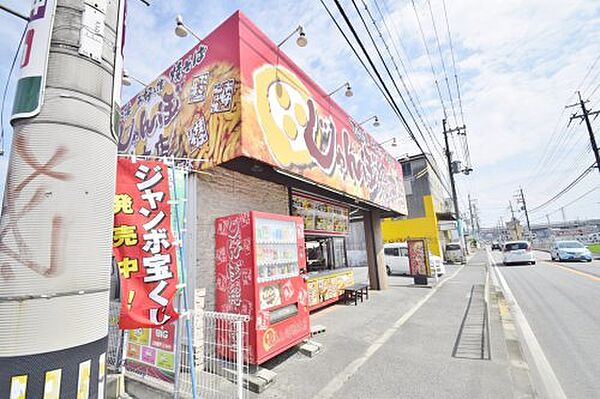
[106,304,250,398]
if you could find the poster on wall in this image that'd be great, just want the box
[113,159,179,329]
[407,239,431,278]
[125,322,177,381]
[291,192,349,236]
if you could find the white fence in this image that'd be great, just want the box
[107,304,250,398]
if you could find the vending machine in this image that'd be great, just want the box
[215,211,310,364]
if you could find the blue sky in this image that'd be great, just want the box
[2,0,600,227]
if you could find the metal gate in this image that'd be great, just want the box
[106,305,250,398]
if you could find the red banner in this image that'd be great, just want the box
[113,159,179,329]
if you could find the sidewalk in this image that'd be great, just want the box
[252,251,519,398]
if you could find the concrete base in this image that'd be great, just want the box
[124,377,172,399]
[106,373,131,399]
[311,324,327,337]
[246,367,277,393]
[298,340,323,358]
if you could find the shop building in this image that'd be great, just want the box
[381,153,454,257]
[119,11,407,363]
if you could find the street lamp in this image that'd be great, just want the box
[122,69,147,87]
[378,137,398,147]
[358,115,380,127]
[174,15,202,41]
[327,82,353,98]
[277,25,308,48]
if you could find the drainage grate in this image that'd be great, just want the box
[452,284,491,360]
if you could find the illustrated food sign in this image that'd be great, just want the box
[118,11,406,215]
[306,270,354,308]
[113,159,179,329]
[291,192,349,236]
[407,239,431,277]
[126,323,177,380]
[118,15,242,169]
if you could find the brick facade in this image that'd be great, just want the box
[194,167,289,310]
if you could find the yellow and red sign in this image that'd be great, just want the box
[118,11,406,214]
[113,159,179,329]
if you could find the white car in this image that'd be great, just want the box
[550,240,592,262]
[502,241,536,265]
[384,242,445,276]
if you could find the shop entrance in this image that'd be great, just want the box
[305,236,347,273]
[290,190,375,311]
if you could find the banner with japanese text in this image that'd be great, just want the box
[113,159,179,329]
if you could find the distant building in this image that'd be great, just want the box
[505,218,523,241]
[381,154,455,257]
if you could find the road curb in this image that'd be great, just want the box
[487,249,567,399]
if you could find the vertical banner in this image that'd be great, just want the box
[113,159,179,329]
[407,239,431,277]
[11,0,58,121]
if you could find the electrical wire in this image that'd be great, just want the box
[441,0,464,125]
[359,0,446,171]
[426,0,457,127]
[529,162,596,213]
[322,0,453,198]
[411,0,448,121]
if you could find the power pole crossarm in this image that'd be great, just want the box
[567,91,600,175]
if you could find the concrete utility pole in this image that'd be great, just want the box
[516,187,531,239]
[443,119,467,252]
[0,0,125,397]
[468,193,474,236]
[561,207,566,223]
[567,91,600,175]
[509,201,520,239]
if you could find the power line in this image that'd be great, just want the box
[411,0,448,121]
[529,162,596,213]
[426,0,458,127]
[320,0,452,197]
[361,0,446,168]
[441,0,465,125]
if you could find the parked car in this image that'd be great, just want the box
[384,243,409,275]
[550,240,592,262]
[491,241,502,251]
[384,242,445,276]
[502,241,535,265]
[445,242,465,264]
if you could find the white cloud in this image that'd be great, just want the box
[1,0,600,227]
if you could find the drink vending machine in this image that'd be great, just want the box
[215,211,311,364]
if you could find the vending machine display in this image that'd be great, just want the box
[215,211,310,364]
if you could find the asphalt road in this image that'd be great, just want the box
[492,250,600,398]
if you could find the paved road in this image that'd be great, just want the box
[492,250,600,398]
[258,252,518,399]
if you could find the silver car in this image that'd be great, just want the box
[445,243,465,264]
[550,241,592,262]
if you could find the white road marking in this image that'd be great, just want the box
[313,264,466,399]
[487,249,567,399]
